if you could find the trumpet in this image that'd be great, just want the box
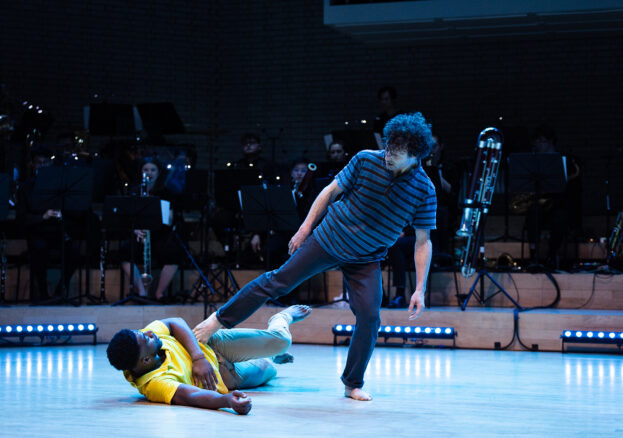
[140,172,153,289]
[457,127,503,277]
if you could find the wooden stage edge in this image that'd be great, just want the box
[1,304,622,352]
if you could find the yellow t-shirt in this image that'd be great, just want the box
[123,320,228,404]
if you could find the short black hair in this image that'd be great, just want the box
[377,86,397,101]
[106,329,140,371]
[240,132,261,145]
[531,123,557,145]
[383,112,434,160]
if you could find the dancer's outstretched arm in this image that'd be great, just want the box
[288,179,343,254]
[172,385,252,415]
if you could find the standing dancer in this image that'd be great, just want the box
[194,113,437,401]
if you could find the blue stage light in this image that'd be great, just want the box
[0,322,98,345]
[333,324,456,347]
[561,329,623,352]
[78,324,84,331]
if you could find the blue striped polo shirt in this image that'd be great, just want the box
[313,149,437,263]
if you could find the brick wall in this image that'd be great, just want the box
[2,1,622,217]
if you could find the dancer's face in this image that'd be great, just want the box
[132,330,163,374]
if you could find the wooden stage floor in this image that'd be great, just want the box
[1,343,622,438]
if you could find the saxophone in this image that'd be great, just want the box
[456,127,503,277]
[140,172,153,289]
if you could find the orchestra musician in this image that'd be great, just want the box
[120,157,186,301]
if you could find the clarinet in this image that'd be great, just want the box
[140,173,153,288]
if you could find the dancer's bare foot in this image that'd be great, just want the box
[345,386,372,401]
[272,353,294,364]
[280,305,312,324]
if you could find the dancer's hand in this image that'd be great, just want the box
[408,289,425,320]
[192,356,218,391]
[288,225,310,255]
[226,391,252,415]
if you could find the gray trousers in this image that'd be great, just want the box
[208,312,292,389]
[216,235,382,389]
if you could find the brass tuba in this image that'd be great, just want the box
[456,127,503,277]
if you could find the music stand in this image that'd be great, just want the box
[103,196,166,305]
[30,167,93,305]
[88,103,136,137]
[0,173,9,305]
[239,185,300,270]
[508,153,567,265]
[331,129,379,157]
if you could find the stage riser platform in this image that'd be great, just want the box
[2,268,622,311]
[1,305,621,353]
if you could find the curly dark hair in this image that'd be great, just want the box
[106,329,140,371]
[383,112,434,160]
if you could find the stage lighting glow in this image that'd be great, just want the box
[561,329,623,352]
[332,324,456,346]
[0,322,99,345]
[78,324,84,331]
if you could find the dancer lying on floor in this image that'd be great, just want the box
[106,305,312,415]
